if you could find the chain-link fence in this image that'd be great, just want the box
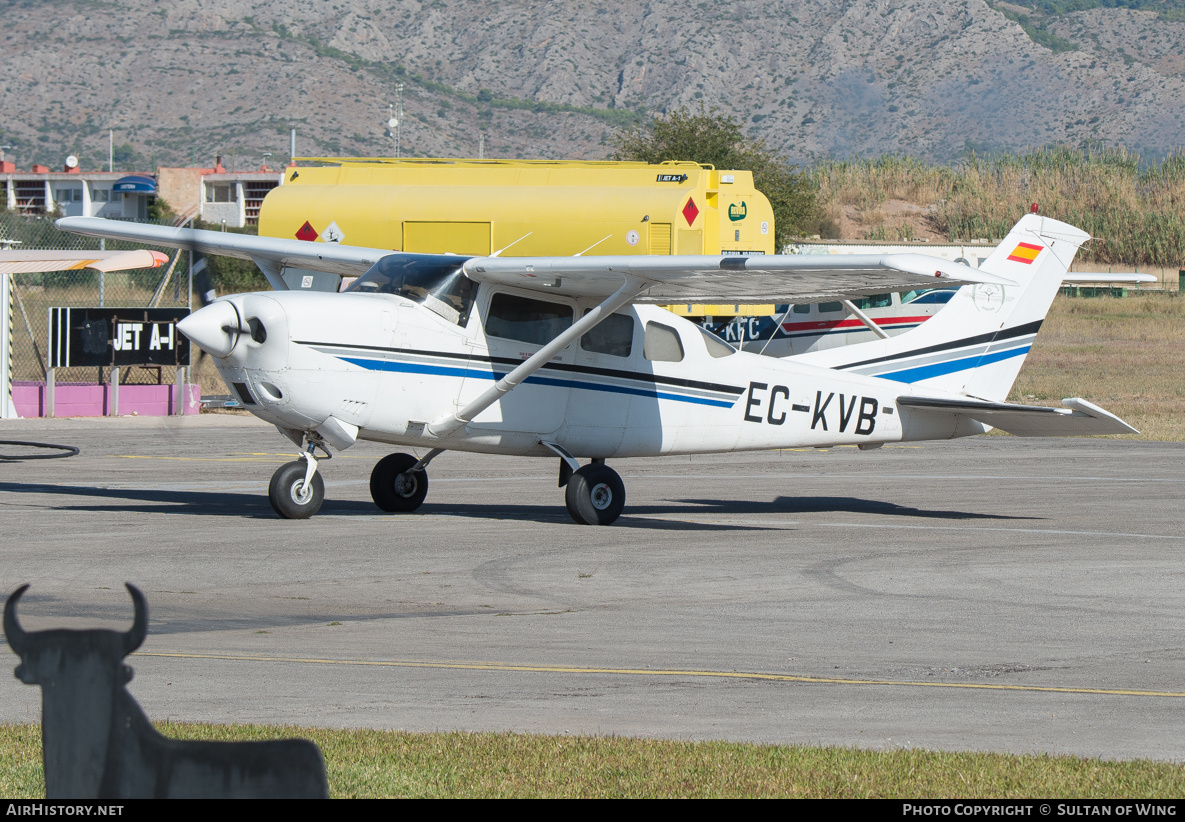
[2,211,193,388]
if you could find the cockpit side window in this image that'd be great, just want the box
[345,254,477,326]
[486,292,574,346]
[852,293,892,309]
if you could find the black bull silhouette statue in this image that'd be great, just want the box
[5,584,329,799]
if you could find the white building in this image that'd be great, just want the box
[157,161,283,227]
[1,162,155,221]
[2,159,285,227]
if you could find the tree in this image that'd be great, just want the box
[609,105,817,246]
[111,143,138,169]
[146,196,176,224]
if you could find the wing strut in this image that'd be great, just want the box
[426,276,648,438]
[249,256,288,291]
[840,299,890,340]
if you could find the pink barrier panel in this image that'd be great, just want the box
[10,382,201,418]
[12,384,45,418]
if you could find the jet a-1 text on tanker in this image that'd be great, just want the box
[57,213,1135,525]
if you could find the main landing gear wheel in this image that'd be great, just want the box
[268,460,325,519]
[565,464,625,526]
[370,453,429,513]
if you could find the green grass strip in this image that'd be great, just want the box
[2,723,1183,798]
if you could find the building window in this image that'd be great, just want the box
[205,183,237,203]
[92,189,110,202]
[55,188,82,203]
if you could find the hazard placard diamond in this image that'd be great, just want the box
[682,198,699,226]
[296,221,319,242]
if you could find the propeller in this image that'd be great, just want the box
[185,248,215,366]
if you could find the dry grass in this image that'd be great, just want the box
[810,146,1185,265]
[1011,294,1185,440]
[193,351,230,394]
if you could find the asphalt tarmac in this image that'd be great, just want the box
[0,414,1182,761]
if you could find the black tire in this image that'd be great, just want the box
[564,464,625,525]
[370,453,429,512]
[268,460,325,519]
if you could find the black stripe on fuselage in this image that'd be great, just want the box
[832,319,1044,371]
[293,340,747,396]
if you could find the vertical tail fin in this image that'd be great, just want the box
[792,214,1090,402]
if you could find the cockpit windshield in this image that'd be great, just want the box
[345,253,477,326]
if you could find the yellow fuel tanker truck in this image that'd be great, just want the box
[258,157,775,259]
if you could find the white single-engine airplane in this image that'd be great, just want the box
[58,213,1136,525]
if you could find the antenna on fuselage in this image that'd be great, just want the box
[489,232,533,258]
[573,235,613,256]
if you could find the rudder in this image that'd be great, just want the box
[792,214,1090,402]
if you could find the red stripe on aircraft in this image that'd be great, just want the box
[781,316,932,333]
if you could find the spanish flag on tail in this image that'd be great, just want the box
[1006,241,1043,264]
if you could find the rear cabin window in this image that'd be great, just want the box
[698,326,736,358]
[643,322,684,362]
[818,302,844,313]
[791,304,812,314]
[486,293,573,346]
[580,311,634,358]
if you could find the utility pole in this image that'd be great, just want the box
[387,105,397,159]
[108,130,114,172]
[393,83,403,158]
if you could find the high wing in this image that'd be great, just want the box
[56,217,383,289]
[898,396,1138,436]
[0,248,168,275]
[57,216,1013,305]
[462,254,1014,304]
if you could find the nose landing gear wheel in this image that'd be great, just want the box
[268,460,325,519]
[565,464,625,525]
[370,452,429,512]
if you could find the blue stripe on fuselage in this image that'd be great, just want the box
[338,356,736,408]
[874,345,1031,383]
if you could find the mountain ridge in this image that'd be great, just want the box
[2,0,1184,172]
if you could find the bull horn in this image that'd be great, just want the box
[123,583,148,655]
[4,584,31,655]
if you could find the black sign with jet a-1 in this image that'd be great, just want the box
[48,307,191,368]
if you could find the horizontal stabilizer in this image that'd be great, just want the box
[1063,272,1158,286]
[898,395,1138,436]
